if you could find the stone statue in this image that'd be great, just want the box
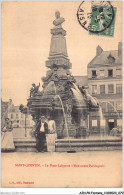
[53,11,65,29]
[79,86,87,98]
[64,100,72,115]
[30,83,40,97]
[78,86,99,109]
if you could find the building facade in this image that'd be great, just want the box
[87,42,122,135]
[1,99,34,129]
[75,42,122,135]
[1,99,13,128]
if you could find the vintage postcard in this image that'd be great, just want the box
[1,1,123,189]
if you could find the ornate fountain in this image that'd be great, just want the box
[27,11,99,139]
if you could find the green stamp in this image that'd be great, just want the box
[77,1,116,37]
[89,4,116,37]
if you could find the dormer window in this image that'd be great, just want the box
[107,54,115,64]
[108,69,113,77]
[92,70,97,78]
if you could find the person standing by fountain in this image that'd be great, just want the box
[46,116,57,152]
[35,116,48,152]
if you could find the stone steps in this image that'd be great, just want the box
[55,138,122,152]
[55,138,122,143]
[13,137,122,152]
[14,138,37,152]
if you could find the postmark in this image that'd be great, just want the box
[77,1,116,36]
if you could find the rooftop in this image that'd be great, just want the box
[88,43,122,68]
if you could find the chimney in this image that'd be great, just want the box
[9,99,12,106]
[96,45,103,56]
[9,99,12,103]
[118,42,122,56]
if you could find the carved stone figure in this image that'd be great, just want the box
[57,84,64,92]
[64,81,73,91]
[53,11,65,28]
[79,86,87,98]
[78,86,99,109]
[30,83,40,97]
[64,101,72,115]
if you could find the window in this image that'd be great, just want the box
[92,85,97,94]
[99,70,105,77]
[116,69,121,76]
[20,120,25,125]
[100,120,105,127]
[108,119,114,122]
[116,84,122,94]
[108,84,114,93]
[108,102,114,112]
[100,85,105,94]
[116,101,122,111]
[2,107,5,112]
[100,102,106,112]
[117,119,122,126]
[16,114,19,119]
[92,70,97,78]
[108,56,115,63]
[21,113,24,118]
[108,69,113,77]
[92,120,97,127]
[26,120,30,125]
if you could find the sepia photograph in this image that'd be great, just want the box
[1,1,123,189]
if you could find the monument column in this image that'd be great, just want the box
[46,11,72,70]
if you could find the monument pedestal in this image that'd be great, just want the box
[46,27,71,70]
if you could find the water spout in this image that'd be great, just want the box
[72,83,99,108]
[98,107,106,137]
[73,83,82,95]
[99,107,104,122]
[102,101,120,118]
[71,88,85,106]
[43,81,69,137]
[86,94,99,107]
[54,95,76,152]
[55,95,69,138]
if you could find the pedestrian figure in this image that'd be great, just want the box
[46,116,57,152]
[1,118,15,152]
[35,116,48,152]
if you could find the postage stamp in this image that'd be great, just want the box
[77,1,116,37]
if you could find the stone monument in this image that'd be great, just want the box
[27,11,99,139]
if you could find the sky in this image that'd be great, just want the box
[1,1,122,105]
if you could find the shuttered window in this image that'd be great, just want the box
[108,84,114,93]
